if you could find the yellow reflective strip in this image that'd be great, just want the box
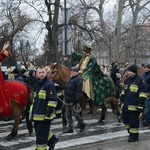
[121,103,124,108]
[55,110,62,114]
[48,132,53,140]
[48,101,57,107]
[125,124,130,129]
[36,144,47,150]
[57,92,62,96]
[38,90,46,99]
[138,106,143,109]
[45,113,55,120]
[121,90,125,95]
[129,128,139,134]
[139,92,148,98]
[128,105,137,111]
[130,85,138,92]
[33,115,45,121]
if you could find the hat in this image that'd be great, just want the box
[70,66,79,72]
[12,68,20,74]
[82,45,92,53]
[128,64,137,74]
[21,69,27,75]
[144,64,150,69]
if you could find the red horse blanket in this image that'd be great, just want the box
[0,49,30,117]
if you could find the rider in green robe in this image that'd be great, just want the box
[71,45,115,106]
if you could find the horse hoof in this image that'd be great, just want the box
[118,116,122,123]
[98,120,104,124]
[6,135,13,141]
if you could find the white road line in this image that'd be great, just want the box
[18,129,150,150]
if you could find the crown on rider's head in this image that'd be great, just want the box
[82,45,92,53]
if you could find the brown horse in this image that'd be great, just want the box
[47,63,121,125]
[0,80,33,140]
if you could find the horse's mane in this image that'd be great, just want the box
[48,63,71,85]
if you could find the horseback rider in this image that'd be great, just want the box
[71,45,114,116]
[0,39,12,117]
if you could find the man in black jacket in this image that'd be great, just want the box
[63,66,86,133]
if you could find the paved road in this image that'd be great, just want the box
[0,109,150,150]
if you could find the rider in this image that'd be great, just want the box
[0,39,12,117]
[71,45,114,116]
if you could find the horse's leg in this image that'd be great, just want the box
[111,97,121,123]
[62,103,67,127]
[24,93,33,135]
[98,105,106,123]
[6,100,21,140]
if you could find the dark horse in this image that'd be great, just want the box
[47,63,121,126]
[0,80,33,140]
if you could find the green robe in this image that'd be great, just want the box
[71,51,115,106]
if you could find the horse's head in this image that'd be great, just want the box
[47,62,71,85]
[47,63,60,83]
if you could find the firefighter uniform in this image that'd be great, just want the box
[54,82,64,118]
[121,64,147,142]
[32,76,58,150]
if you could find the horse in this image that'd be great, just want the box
[0,80,33,140]
[47,63,121,125]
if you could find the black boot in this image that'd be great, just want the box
[63,128,73,133]
[79,122,86,132]
[49,138,59,150]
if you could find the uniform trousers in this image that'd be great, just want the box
[34,121,57,149]
[122,109,139,140]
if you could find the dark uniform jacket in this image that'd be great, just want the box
[121,74,147,111]
[65,74,83,104]
[32,77,57,121]
[143,71,150,93]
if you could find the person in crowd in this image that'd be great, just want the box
[31,66,58,150]
[5,66,13,79]
[142,64,150,126]
[61,56,70,68]
[120,64,147,142]
[63,66,86,133]
[11,68,24,82]
[27,69,37,89]
[21,68,29,84]
[110,63,122,101]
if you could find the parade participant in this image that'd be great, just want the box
[27,69,37,89]
[71,45,114,115]
[120,64,147,142]
[0,39,12,117]
[142,64,150,126]
[63,66,86,133]
[32,66,58,150]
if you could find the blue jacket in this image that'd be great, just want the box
[143,71,150,93]
[32,77,57,121]
[121,74,147,111]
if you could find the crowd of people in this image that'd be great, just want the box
[1,39,150,149]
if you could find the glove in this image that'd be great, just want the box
[44,106,54,120]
